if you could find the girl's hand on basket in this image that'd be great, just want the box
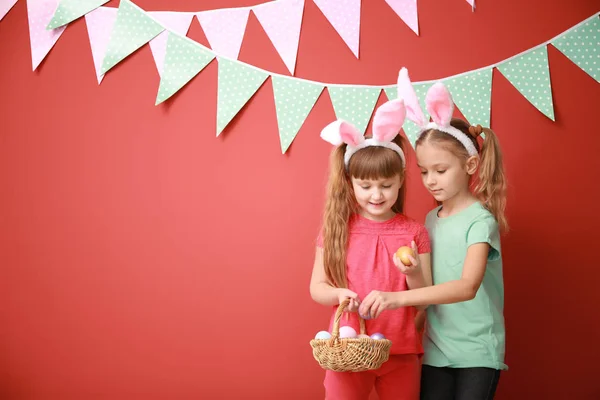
[336,288,360,312]
[358,291,401,319]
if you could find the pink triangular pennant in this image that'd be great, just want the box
[466,0,475,11]
[1,0,18,22]
[27,0,67,70]
[313,0,360,58]
[253,0,304,75]
[148,12,194,76]
[384,0,418,35]
[84,6,117,84]
[196,8,250,60]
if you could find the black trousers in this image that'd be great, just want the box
[420,365,501,400]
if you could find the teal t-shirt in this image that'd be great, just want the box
[423,202,507,370]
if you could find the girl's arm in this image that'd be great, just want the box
[396,243,489,306]
[406,252,432,290]
[309,247,360,311]
[359,243,489,318]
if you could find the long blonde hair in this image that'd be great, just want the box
[416,118,508,231]
[322,135,407,288]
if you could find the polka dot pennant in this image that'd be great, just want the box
[384,0,419,35]
[100,0,164,75]
[196,8,250,61]
[443,68,493,127]
[313,0,361,58]
[252,0,304,75]
[1,0,19,23]
[47,0,108,30]
[552,17,599,83]
[27,0,67,71]
[272,75,324,153]
[155,34,215,105]
[327,86,381,134]
[384,82,431,148]
[84,6,118,84]
[216,57,269,136]
[497,47,554,120]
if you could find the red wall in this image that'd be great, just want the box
[1,1,599,399]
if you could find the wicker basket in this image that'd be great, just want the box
[310,299,392,372]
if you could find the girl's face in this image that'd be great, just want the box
[351,174,402,221]
[416,141,473,203]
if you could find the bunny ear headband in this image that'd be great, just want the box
[397,67,479,156]
[320,99,407,168]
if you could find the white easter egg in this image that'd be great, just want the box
[314,330,332,340]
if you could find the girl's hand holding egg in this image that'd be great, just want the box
[394,241,420,275]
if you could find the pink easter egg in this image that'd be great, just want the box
[339,326,357,339]
[370,333,385,340]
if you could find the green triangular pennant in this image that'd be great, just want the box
[47,0,109,30]
[272,76,324,154]
[552,17,599,83]
[497,47,554,120]
[156,34,215,105]
[216,58,269,135]
[383,85,397,101]
[327,86,381,134]
[100,0,164,75]
[443,68,493,127]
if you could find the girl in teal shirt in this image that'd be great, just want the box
[360,69,508,400]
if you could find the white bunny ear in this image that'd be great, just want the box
[372,99,406,142]
[425,82,454,127]
[397,67,426,127]
[320,119,364,147]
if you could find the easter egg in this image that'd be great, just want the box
[370,333,386,340]
[315,331,332,340]
[395,246,415,266]
[339,326,358,339]
[357,334,370,339]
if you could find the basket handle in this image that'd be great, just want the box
[331,298,367,338]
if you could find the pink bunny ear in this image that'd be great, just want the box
[425,82,454,127]
[397,67,426,127]
[372,99,406,142]
[320,119,364,147]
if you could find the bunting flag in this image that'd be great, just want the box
[216,58,269,136]
[443,68,493,127]
[27,0,67,71]
[466,0,475,11]
[100,0,164,75]
[552,17,599,83]
[47,0,108,29]
[0,0,18,22]
[196,8,249,60]
[313,0,361,58]
[497,47,554,120]
[272,75,323,153]
[384,0,418,35]
[148,11,194,76]
[253,0,304,75]
[385,82,432,147]
[155,34,215,105]
[84,6,117,84]
[10,0,600,155]
[328,86,381,134]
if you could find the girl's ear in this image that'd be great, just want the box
[466,155,479,175]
